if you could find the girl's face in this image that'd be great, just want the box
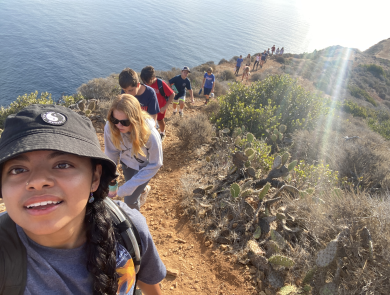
[1,150,102,245]
[113,109,132,133]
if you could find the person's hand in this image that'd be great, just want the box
[160,105,168,113]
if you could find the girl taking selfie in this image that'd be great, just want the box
[0,104,165,295]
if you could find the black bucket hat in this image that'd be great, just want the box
[0,104,117,179]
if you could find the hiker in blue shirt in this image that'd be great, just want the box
[119,68,160,122]
[168,66,194,117]
[201,67,215,105]
[235,55,244,75]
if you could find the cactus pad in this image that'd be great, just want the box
[84,109,91,116]
[319,282,337,295]
[246,132,254,143]
[271,134,277,142]
[78,101,85,111]
[258,183,270,200]
[234,136,241,145]
[267,269,284,289]
[281,152,290,166]
[269,255,295,267]
[270,229,287,249]
[247,167,256,178]
[288,160,297,171]
[253,226,262,239]
[245,148,255,157]
[279,124,287,133]
[272,155,282,169]
[228,165,237,175]
[87,100,96,111]
[316,240,338,267]
[279,285,298,295]
[204,185,213,191]
[246,240,268,270]
[241,189,253,198]
[265,240,280,256]
[230,183,240,198]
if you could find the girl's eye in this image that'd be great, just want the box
[9,168,27,175]
[55,163,72,169]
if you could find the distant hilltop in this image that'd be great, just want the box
[364,38,390,60]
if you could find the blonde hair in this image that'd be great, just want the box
[207,67,213,73]
[107,94,151,157]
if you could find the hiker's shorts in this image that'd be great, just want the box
[204,87,212,96]
[173,96,185,104]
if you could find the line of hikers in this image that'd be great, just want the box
[0,64,218,294]
[234,46,286,82]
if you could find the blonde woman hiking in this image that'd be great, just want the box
[104,94,163,210]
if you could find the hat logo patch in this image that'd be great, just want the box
[41,112,67,125]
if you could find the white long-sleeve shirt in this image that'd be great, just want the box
[104,118,163,197]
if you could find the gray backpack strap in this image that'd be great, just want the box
[104,198,142,274]
[0,212,27,295]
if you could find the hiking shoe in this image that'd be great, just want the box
[140,185,151,207]
[173,111,177,115]
[179,112,183,118]
[160,133,166,142]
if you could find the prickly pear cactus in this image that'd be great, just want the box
[258,183,270,200]
[359,227,374,260]
[272,155,282,169]
[268,255,295,267]
[281,152,290,166]
[222,128,230,134]
[279,284,298,295]
[246,132,254,143]
[288,160,298,171]
[247,167,256,178]
[265,240,280,256]
[230,183,240,198]
[319,282,337,295]
[253,226,261,239]
[270,229,287,249]
[232,127,242,137]
[87,100,96,111]
[78,101,85,111]
[84,109,92,116]
[228,165,237,175]
[246,240,268,270]
[204,185,213,191]
[315,240,338,267]
[245,148,255,157]
[234,136,241,145]
[271,134,277,142]
[241,189,253,198]
[268,269,284,288]
[279,124,287,133]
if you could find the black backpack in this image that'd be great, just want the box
[156,77,169,101]
[0,198,142,295]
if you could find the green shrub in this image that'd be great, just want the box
[77,75,121,100]
[218,58,229,65]
[342,100,368,118]
[58,93,84,107]
[360,64,386,78]
[214,75,328,137]
[348,85,377,106]
[0,91,54,128]
[294,160,339,190]
[367,118,390,140]
[275,56,285,64]
[218,69,236,81]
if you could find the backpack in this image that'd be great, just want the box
[0,198,142,295]
[155,77,169,101]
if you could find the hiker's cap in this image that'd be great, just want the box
[0,104,116,179]
[182,66,191,73]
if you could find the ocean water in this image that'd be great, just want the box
[0,0,388,106]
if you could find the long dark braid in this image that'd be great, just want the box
[85,160,119,294]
